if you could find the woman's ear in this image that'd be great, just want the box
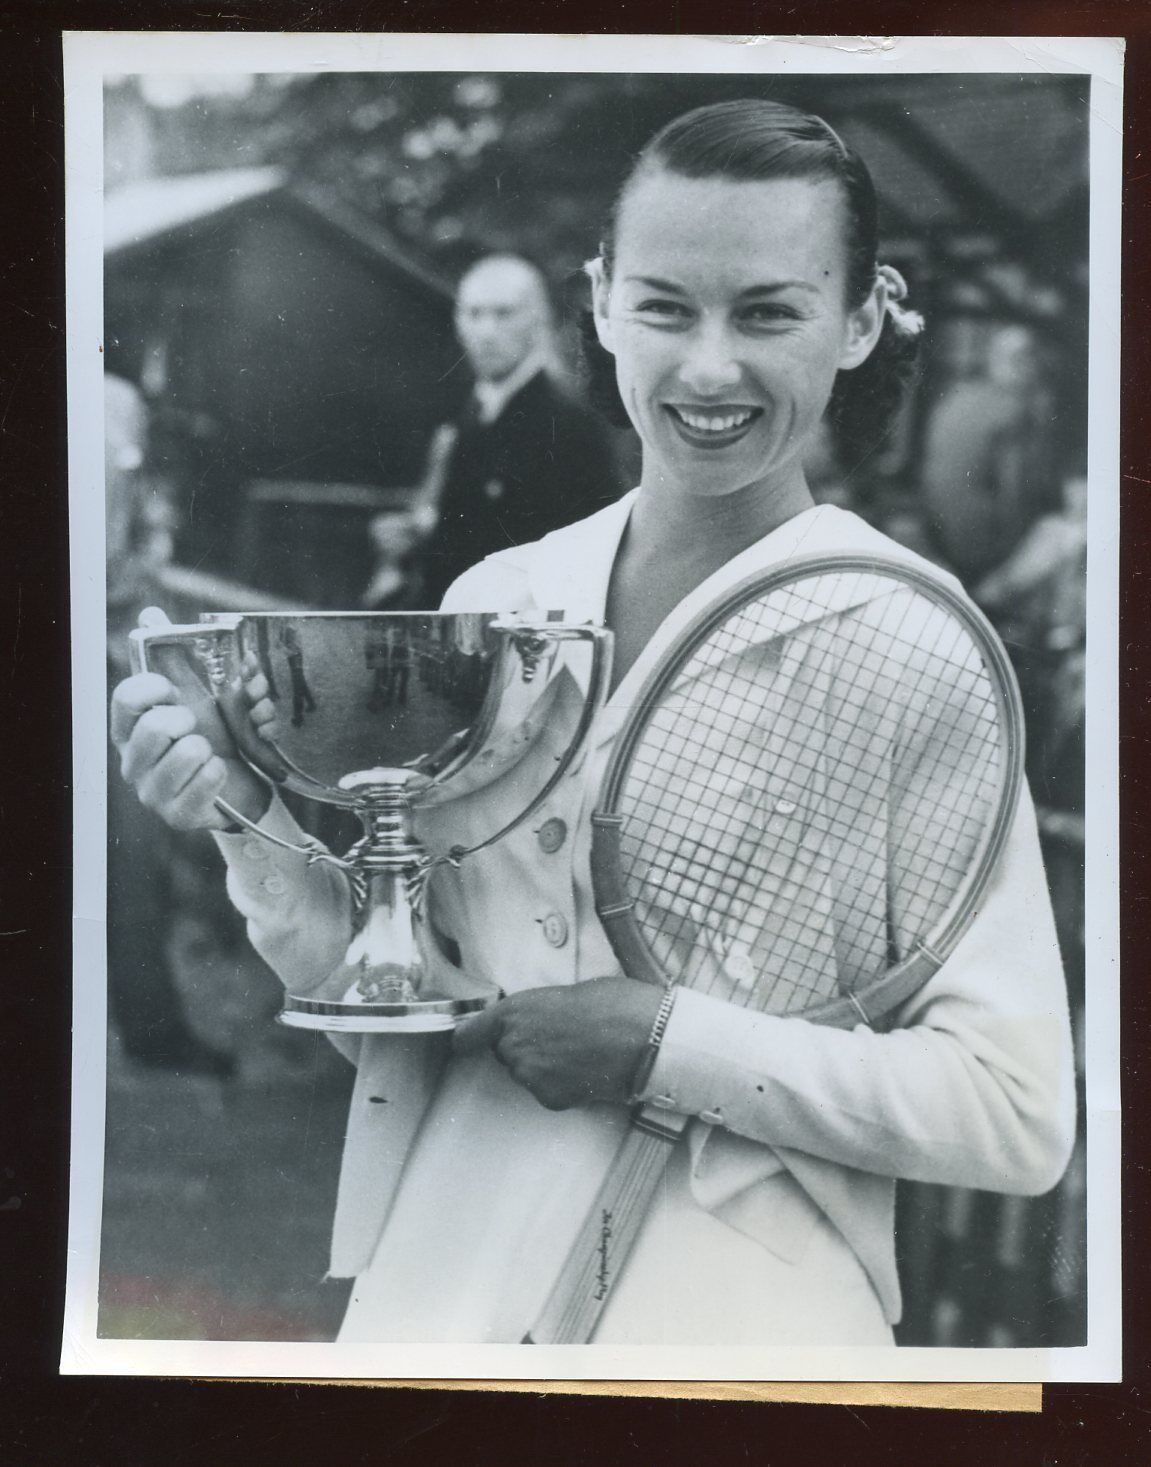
[838,275,887,372]
[585,256,616,355]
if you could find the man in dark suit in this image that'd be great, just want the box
[411,254,624,605]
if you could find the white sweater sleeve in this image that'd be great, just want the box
[213,795,353,998]
[639,792,1076,1197]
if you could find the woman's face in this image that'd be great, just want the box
[592,170,883,501]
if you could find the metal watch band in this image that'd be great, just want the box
[628,983,677,1104]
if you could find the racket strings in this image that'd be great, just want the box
[624,589,892,993]
[637,658,994,999]
[616,573,1005,1017]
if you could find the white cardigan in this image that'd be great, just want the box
[216,497,1076,1336]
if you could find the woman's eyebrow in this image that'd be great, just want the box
[623,275,820,297]
[737,281,820,298]
[624,275,687,292]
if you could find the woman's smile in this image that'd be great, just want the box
[663,403,764,449]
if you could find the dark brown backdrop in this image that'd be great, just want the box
[3,5,1148,1465]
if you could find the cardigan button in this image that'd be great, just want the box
[536,817,568,853]
[539,912,569,948]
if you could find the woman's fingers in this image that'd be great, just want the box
[119,702,197,784]
[453,980,659,1111]
[109,672,179,750]
[164,754,229,829]
[452,1003,505,1056]
[135,732,225,827]
[135,729,213,806]
[110,664,254,831]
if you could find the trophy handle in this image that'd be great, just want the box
[428,623,612,868]
[127,619,354,873]
[209,794,356,874]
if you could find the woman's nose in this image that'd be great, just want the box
[675,325,743,396]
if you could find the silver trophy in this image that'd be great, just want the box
[129,612,611,1032]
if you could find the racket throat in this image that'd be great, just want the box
[633,1103,691,1142]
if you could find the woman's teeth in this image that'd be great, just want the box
[672,408,755,433]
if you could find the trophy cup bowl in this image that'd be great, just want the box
[129,611,612,1032]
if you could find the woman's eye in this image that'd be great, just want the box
[635,299,690,319]
[742,304,800,326]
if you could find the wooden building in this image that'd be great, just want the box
[105,168,461,606]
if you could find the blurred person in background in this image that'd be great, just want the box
[362,511,426,611]
[920,322,1061,584]
[973,471,1088,809]
[920,322,1067,757]
[105,372,233,1079]
[386,252,624,605]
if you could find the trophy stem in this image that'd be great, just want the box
[339,779,427,1007]
[348,781,426,872]
[342,867,423,1006]
[278,773,488,1032]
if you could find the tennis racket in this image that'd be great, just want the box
[525,553,1025,1344]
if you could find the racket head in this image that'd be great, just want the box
[592,553,1025,1029]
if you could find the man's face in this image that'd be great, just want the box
[454,259,546,383]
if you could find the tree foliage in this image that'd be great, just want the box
[122,72,834,294]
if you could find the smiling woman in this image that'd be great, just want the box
[582,102,922,472]
[596,176,877,479]
[110,98,1075,1348]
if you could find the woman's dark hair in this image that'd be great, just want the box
[580,98,920,468]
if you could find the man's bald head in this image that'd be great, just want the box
[454,254,553,383]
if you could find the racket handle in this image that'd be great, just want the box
[524,1107,688,1344]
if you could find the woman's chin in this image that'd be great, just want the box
[644,457,789,504]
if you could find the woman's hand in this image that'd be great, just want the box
[452,977,664,1110]
[110,611,274,832]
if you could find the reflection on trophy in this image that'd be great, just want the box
[129,612,611,1032]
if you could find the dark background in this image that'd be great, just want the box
[3,4,1149,1464]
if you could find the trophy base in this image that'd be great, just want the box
[277,993,492,1033]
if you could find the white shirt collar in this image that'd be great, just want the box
[528,499,861,728]
[472,352,547,425]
